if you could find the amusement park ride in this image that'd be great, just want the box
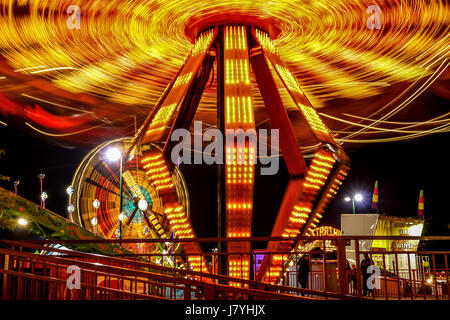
[0,1,448,293]
[63,19,351,285]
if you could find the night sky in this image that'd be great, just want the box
[1,122,449,245]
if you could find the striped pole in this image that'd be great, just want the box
[418,190,424,216]
[372,180,379,213]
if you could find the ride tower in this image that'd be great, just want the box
[81,17,351,285]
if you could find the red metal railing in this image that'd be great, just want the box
[0,240,352,300]
[1,236,449,300]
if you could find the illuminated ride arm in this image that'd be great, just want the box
[252,28,350,284]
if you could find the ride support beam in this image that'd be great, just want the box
[162,52,215,159]
[337,237,349,295]
[249,49,307,177]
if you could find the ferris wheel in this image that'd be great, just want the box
[69,138,189,258]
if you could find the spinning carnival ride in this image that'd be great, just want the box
[0,1,448,285]
[69,25,350,285]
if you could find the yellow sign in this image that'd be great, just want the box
[373,218,423,252]
[310,226,341,236]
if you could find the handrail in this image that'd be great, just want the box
[0,268,166,300]
[0,239,361,300]
[0,248,205,288]
[12,235,450,244]
[3,237,448,300]
[0,247,315,300]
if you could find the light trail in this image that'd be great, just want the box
[0,0,446,144]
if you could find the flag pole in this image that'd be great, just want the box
[372,180,379,214]
[418,189,424,219]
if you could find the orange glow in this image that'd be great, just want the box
[224,26,255,283]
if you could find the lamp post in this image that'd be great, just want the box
[344,193,363,214]
[66,186,74,220]
[67,204,74,221]
[41,192,48,209]
[106,147,123,240]
[13,181,19,195]
[93,199,100,234]
[38,174,45,207]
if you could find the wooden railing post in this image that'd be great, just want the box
[322,241,327,295]
[337,237,348,295]
[204,283,216,299]
[1,254,9,300]
[407,253,414,300]
[354,240,362,297]
[184,285,191,300]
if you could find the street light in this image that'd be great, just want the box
[67,204,74,221]
[38,174,45,207]
[344,193,363,214]
[41,192,48,209]
[93,199,100,234]
[14,181,20,195]
[18,218,28,226]
[66,186,75,221]
[67,204,74,214]
[105,147,124,240]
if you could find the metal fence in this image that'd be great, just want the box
[1,236,449,300]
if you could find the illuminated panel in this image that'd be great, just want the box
[302,164,349,237]
[254,29,335,145]
[145,103,177,136]
[253,28,350,284]
[297,104,331,135]
[276,165,350,276]
[261,149,336,283]
[131,28,217,147]
[142,152,175,191]
[224,26,255,285]
[267,163,350,284]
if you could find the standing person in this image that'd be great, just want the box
[297,254,310,291]
[361,253,374,296]
[351,265,358,293]
[346,260,352,293]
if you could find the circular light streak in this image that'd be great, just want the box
[354,193,363,202]
[41,192,48,201]
[0,0,447,149]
